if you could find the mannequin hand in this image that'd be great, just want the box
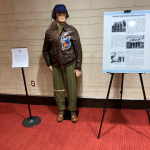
[49,66,53,72]
[75,70,81,77]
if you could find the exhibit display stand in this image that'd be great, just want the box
[11,47,41,127]
[99,10,150,138]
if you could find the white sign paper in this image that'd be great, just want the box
[11,47,29,68]
[103,10,150,73]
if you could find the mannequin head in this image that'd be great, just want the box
[52,4,69,25]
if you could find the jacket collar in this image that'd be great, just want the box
[52,21,68,31]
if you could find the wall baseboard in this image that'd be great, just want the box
[0,94,150,110]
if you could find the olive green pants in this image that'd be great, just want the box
[52,63,77,111]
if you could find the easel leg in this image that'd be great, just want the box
[139,73,150,124]
[97,73,114,139]
[120,73,124,111]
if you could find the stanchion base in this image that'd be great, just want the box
[22,116,41,127]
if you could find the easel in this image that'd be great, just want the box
[97,73,150,139]
[97,10,150,139]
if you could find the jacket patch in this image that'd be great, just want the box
[61,36,71,50]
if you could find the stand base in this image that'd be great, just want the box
[22,116,41,127]
[64,110,79,120]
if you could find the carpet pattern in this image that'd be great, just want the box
[0,102,150,150]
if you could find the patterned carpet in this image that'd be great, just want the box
[0,102,149,150]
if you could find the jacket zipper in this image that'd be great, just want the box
[59,30,64,69]
[57,30,60,67]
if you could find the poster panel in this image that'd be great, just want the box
[103,10,150,73]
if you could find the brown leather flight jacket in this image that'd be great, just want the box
[42,22,82,70]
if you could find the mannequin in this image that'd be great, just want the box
[42,4,82,122]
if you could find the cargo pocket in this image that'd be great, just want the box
[63,49,75,63]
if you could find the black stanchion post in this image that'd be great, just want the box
[97,73,114,139]
[21,68,41,127]
[139,73,150,124]
[120,73,124,111]
[21,68,32,119]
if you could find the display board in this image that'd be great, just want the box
[11,47,29,68]
[103,10,150,73]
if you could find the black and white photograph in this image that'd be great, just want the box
[112,20,126,32]
[111,51,125,64]
[126,35,145,49]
